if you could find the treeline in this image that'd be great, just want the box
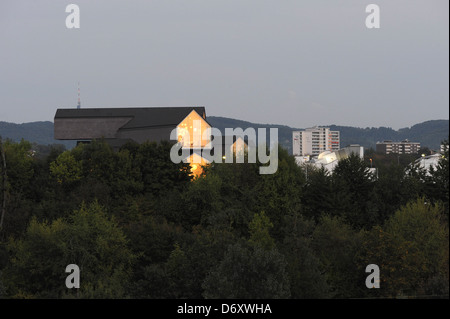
[0,138,448,299]
[329,120,449,151]
[206,117,450,152]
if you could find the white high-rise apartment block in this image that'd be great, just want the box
[292,126,340,156]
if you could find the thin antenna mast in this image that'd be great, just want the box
[77,82,81,109]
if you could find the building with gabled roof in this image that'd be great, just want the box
[54,106,212,176]
[54,106,251,177]
[54,106,208,146]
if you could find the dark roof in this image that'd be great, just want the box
[54,107,207,129]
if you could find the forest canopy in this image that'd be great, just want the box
[0,137,448,299]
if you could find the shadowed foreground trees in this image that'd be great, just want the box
[202,212,290,299]
[202,242,290,299]
[0,138,448,299]
[2,201,136,298]
[359,198,449,297]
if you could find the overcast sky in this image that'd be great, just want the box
[0,0,448,129]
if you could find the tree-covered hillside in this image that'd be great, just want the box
[1,118,448,154]
[328,120,449,151]
[207,117,449,153]
[0,121,75,149]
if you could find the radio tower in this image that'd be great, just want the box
[77,82,81,109]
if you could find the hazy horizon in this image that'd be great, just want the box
[2,114,448,132]
[1,1,448,130]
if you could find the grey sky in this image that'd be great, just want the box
[0,0,448,130]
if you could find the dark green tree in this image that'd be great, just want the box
[180,174,223,229]
[312,215,364,298]
[133,140,192,197]
[331,153,378,229]
[426,139,449,217]
[372,163,410,224]
[2,201,136,298]
[0,139,35,238]
[359,198,449,297]
[202,210,290,299]
[202,242,290,299]
[248,211,275,250]
[301,166,335,222]
[254,146,305,241]
[281,211,330,298]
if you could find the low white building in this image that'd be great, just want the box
[413,153,444,174]
[295,144,375,175]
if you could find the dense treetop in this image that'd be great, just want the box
[0,137,448,299]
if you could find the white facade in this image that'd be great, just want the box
[295,144,368,175]
[295,144,378,178]
[414,153,443,174]
[293,126,340,156]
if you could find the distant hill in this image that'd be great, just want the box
[207,117,449,154]
[326,120,450,151]
[0,121,75,149]
[1,118,448,154]
[206,116,298,153]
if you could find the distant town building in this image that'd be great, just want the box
[294,144,376,177]
[294,144,364,166]
[376,139,420,154]
[415,153,443,172]
[292,126,340,156]
[406,153,445,177]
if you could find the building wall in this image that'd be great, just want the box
[293,127,340,156]
[375,143,387,154]
[376,141,420,154]
[293,131,301,156]
[116,126,176,144]
[302,130,313,155]
[329,131,340,152]
[54,117,132,140]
